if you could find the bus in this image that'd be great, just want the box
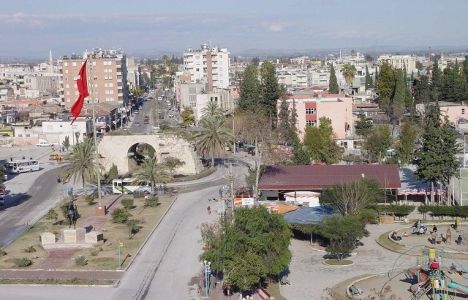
[7,159,40,173]
[112,178,152,194]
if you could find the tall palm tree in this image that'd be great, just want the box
[133,155,171,194]
[202,101,223,120]
[62,138,100,190]
[342,63,357,86]
[192,116,233,166]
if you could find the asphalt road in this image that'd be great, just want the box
[0,164,246,300]
[0,166,65,247]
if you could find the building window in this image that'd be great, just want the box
[306,120,316,127]
[305,108,316,115]
[72,62,77,67]
[462,108,465,115]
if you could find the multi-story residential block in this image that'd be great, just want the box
[378,54,417,74]
[58,49,129,107]
[126,57,140,90]
[183,44,230,90]
[279,93,353,141]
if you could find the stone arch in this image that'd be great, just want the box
[127,142,156,172]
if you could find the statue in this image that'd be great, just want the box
[66,200,79,229]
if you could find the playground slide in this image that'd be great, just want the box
[447,280,468,295]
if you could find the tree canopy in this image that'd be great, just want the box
[303,117,342,164]
[342,63,357,86]
[363,124,393,163]
[328,64,339,93]
[201,207,291,292]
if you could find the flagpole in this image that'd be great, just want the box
[88,56,103,210]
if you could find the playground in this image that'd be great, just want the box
[348,248,468,299]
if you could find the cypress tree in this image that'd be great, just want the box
[260,61,281,119]
[278,99,292,144]
[365,65,372,90]
[328,64,339,93]
[238,64,261,113]
[431,59,442,101]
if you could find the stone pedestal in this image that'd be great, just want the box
[40,232,56,246]
[76,228,86,243]
[85,231,104,244]
[95,205,106,216]
[63,229,77,243]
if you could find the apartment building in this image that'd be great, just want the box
[280,93,353,140]
[183,44,230,90]
[378,54,417,74]
[58,49,129,107]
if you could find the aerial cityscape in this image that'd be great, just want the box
[0,1,468,299]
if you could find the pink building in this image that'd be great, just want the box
[279,93,353,140]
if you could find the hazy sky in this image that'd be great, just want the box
[2,0,468,58]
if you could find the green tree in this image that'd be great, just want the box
[0,165,5,183]
[365,65,373,90]
[440,62,466,102]
[376,63,396,113]
[416,103,461,192]
[277,99,296,145]
[303,117,342,164]
[62,139,100,189]
[363,125,392,163]
[316,215,368,260]
[413,75,431,104]
[133,156,171,194]
[131,86,143,97]
[62,136,70,151]
[292,138,310,165]
[463,55,468,80]
[105,164,119,184]
[260,61,281,120]
[164,156,185,177]
[355,113,373,137]
[320,179,383,216]
[328,64,339,93]
[192,116,233,166]
[392,69,409,125]
[397,122,418,164]
[342,63,357,86]
[180,107,195,127]
[201,207,291,292]
[431,59,442,101]
[238,64,261,113]
[202,101,223,120]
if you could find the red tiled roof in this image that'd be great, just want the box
[258,164,401,190]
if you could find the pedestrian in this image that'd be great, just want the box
[207,206,211,214]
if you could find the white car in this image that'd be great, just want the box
[36,139,55,147]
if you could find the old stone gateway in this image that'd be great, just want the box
[98,134,202,175]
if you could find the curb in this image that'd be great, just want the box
[122,196,178,272]
[345,274,379,299]
[322,260,354,267]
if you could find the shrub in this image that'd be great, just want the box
[121,198,134,210]
[85,194,96,205]
[144,196,159,207]
[0,249,7,256]
[127,219,141,238]
[367,204,415,219]
[24,246,36,253]
[358,208,379,224]
[418,205,468,219]
[75,256,88,266]
[14,258,32,267]
[45,209,58,221]
[111,208,131,224]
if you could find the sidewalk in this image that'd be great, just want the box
[0,269,122,281]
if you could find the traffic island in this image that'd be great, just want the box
[323,259,353,266]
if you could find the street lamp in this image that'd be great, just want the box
[201,260,211,297]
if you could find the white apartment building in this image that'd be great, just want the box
[277,71,308,88]
[378,54,417,74]
[183,44,230,90]
[42,120,93,145]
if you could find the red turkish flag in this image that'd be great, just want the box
[70,60,89,124]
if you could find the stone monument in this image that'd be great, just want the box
[63,229,77,243]
[85,231,104,244]
[40,232,56,246]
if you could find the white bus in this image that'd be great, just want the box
[112,178,152,194]
[7,160,40,173]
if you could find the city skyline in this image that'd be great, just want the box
[2,0,468,58]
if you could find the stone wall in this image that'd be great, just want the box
[98,134,202,175]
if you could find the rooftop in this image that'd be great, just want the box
[258,164,401,191]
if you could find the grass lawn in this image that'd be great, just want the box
[0,194,174,270]
[376,231,405,253]
[324,259,353,266]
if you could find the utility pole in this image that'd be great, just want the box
[88,57,103,212]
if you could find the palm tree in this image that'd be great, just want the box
[202,101,223,120]
[62,138,100,190]
[342,63,357,86]
[192,116,233,167]
[133,156,171,194]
